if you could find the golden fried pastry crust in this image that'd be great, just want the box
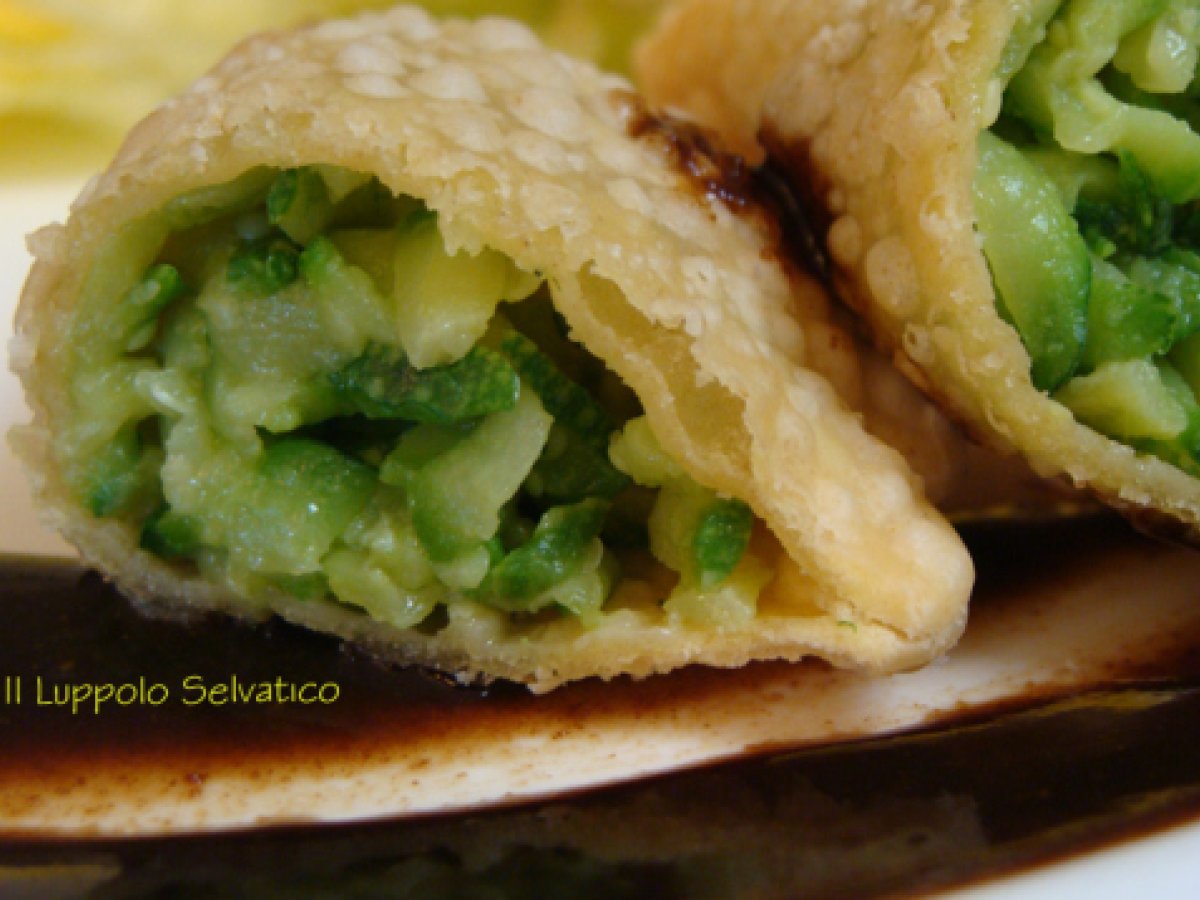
[639,0,1200,541]
[13,7,971,689]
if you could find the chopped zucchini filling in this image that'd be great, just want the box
[977,0,1200,473]
[64,166,769,631]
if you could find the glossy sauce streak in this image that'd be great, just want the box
[620,94,833,290]
[1,518,1200,896]
[619,91,758,211]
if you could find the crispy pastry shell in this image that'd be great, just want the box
[638,0,1200,541]
[12,7,971,689]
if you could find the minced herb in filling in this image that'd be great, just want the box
[64,165,771,630]
[976,0,1200,473]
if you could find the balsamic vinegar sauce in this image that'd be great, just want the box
[1,515,1200,897]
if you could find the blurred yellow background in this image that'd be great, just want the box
[0,0,661,174]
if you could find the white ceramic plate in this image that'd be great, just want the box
[3,176,1200,896]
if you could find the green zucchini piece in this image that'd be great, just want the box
[473,498,609,609]
[329,226,397,292]
[267,168,335,246]
[1005,0,1200,201]
[139,506,202,559]
[202,277,343,443]
[611,416,752,588]
[240,438,375,575]
[226,235,301,297]
[524,423,631,504]
[85,423,162,518]
[1018,145,1120,212]
[392,211,540,368]
[1074,152,1174,256]
[396,384,552,562]
[647,478,718,578]
[159,304,209,374]
[974,130,1091,391]
[536,551,617,624]
[161,167,276,230]
[68,359,160,471]
[994,0,1062,85]
[1170,329,1200,396]
[331,343,520,424]
[1112,3,1200,93]
[663,552,772,628]
[500,330,614,450]
[324,547,439,628]
[299,236,397,353]
[1054,357,1188,440]
[1133,360,1200,474]
[268,572,331,602]
[692,498,754,590]
[340,496,439,589]
[378,421,475,491]
[118,264,186,352]
[607,415,683,486]
[1126,248,1200,341]
[71,215,171,368]
[160,426,374,576]
[1080,255,1177,370]
[1100,65,1200,135]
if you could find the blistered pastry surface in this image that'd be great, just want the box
[12,7,970,689]
[639,0,1200,541]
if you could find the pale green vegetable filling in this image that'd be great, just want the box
[64,166,770,632]
[978,0,1200,473]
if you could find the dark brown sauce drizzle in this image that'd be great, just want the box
[620,90,759,212]
[619,93,834,292]
[1,518,1200,895]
